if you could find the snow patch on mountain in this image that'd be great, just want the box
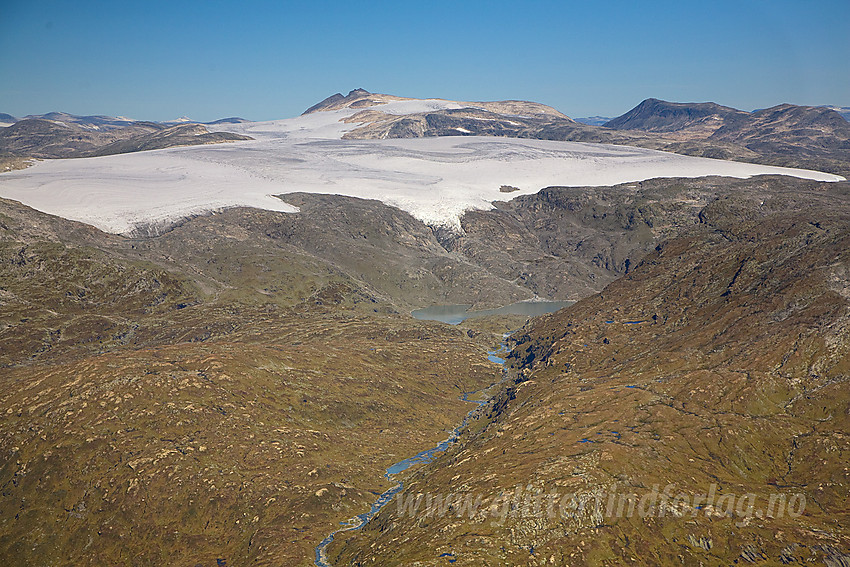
[364,99,465,115]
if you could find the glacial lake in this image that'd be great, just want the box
[411,300,575,325]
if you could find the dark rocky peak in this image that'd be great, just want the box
[302,88,373,115]
[604,98,746,132]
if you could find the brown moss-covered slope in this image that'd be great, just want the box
[330,183,850,565]
[2,176,849,566]
[0,310,501,567]
[0,198,504,566]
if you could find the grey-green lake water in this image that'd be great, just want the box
[411,300,575,325]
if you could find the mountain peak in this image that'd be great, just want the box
[605,98,746,132]
[301,88,390,115]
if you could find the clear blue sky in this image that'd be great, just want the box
[1,0,848,122]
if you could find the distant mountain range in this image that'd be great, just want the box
[299,89,850,177]
[602,98,850,175]
[3,92,849,176]
[0,119,251,160]
[0,112,252,161]
[0,111,250,128]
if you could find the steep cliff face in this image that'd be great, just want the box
[330,180,850,566]
[452,175,843,300]
[452,179,704,300]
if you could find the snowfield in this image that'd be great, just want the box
[0,104,844,234]
[357,98,465,115]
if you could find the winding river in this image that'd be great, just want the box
[313,343,508,566]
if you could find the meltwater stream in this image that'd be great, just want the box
[313,343,508,566]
